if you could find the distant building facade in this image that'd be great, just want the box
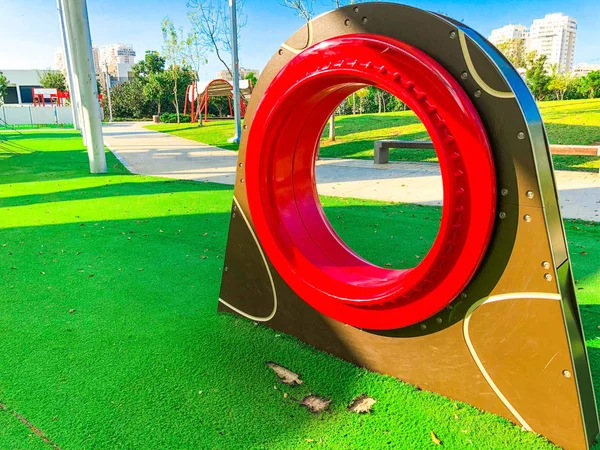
[216,67,260,82]
[572,63,600,77]
[489,13,577,73]
[55,43,136,84]
[529,13,577,73]
[0,70,43,104]
[488,24,529,46]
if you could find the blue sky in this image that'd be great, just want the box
[2,0,599,79]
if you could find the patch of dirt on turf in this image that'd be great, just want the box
[347,395,376,414]
[301,395,331,414]
[266,362,303,385]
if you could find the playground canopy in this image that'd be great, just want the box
[184,79,253,123]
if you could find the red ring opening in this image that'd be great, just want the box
[245,34,496,330]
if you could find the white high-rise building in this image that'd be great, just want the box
[488,24,529,46]
[573,63,600,77]
[529,13,577,73]
[55,43,136,84]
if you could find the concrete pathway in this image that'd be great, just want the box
[103,122,600,222]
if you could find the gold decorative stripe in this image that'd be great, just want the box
[280,21,313,54]
[218,196,278,322]
[458,31,515,99]
[463,292,562,431]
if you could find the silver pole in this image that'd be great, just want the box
[56,0,80,131]
[103,64,113,122]
[61,0,106,174]
[227,0,242,144]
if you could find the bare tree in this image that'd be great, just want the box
[162,17,185,123]
[187,0,246,79]
[278,0,314,21]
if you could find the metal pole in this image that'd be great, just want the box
[103,64,113,122]
[61,0,106,174]
[56,0,80,131]
[227,0,242,144]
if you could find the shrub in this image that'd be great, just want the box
[159,113,191,123]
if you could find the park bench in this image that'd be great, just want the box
[373,139,600,174]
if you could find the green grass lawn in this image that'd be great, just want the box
[146,98,600,172]
[1,130,600,449]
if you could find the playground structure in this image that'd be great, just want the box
[31,87,103,108]
[218,4,599,450]
[183,79,252,123]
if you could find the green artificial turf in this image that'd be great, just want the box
[1,130,600,449]
[146,98,600,173]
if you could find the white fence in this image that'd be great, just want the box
[1,105,74,126]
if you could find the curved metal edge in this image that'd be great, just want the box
[463,292,562,431]
[218,196,278,322]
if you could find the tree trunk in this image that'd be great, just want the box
[352,93,356,115]
[329,113,335,141]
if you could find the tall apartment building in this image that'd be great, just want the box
[488,24,529,46]
[55,43,136,84]
[489,13,577,73]
[529,13,577,73]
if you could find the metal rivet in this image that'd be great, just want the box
[526,190,534,199]
[460,292,468,299]
[238,163,243,168]
[344,19,350,26]
[542,261,550,269]
[474,90,481,98]
[436,317,442,324]
[420,324,427,330]
[517,132,525,140]
[353,6,359,13]
[523,214,531,222]
[563,370,572,378]
[361,16,367,24]
[278,49,283,55]
[449,30,457,39]
[544,273,553,282]
[499,211,507,219]
[501,188,509,196]
[233,205,237,211]
[460,72,468,79]
[224,266,228,272]
[243,124,248,130]
[447,305,454,311]
[240,178,244,183]
[232,212,236,218]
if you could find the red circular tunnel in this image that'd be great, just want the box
[244,34,496,330]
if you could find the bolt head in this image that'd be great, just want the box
[526,190,534,199]
[544,273,553,282]
[542,261,550,269]
[460,72,468,80]
[523,214,531,222]
[361,16,368,24]
[501,188,509,196]
[420,324,427,330]
[562,370,572,378]
[517,132,526,140]
[499,211,507,219]
[474,90,482,98]
[460,292,468,299]
[344,19,350,26]
[449,30,457,39]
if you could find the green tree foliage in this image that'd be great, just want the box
[132,51,166,79]
[244,72,258,87]
[0,71,8,105]
[579,71,600,99]
[38,70,67,91]
[496,39,527,68]
[109,78,155,119]
[162,17,187,123]
[548,72,576,101]
[143,72,170,115]
[525,53,552,101]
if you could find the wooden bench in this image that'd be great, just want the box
[374,140,600,174]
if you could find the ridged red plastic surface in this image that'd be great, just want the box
[244,34,496,329]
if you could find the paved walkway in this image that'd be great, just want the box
[103,122,600,221]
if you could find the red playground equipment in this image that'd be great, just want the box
[31,87,103,108]
[183,79,253,123]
